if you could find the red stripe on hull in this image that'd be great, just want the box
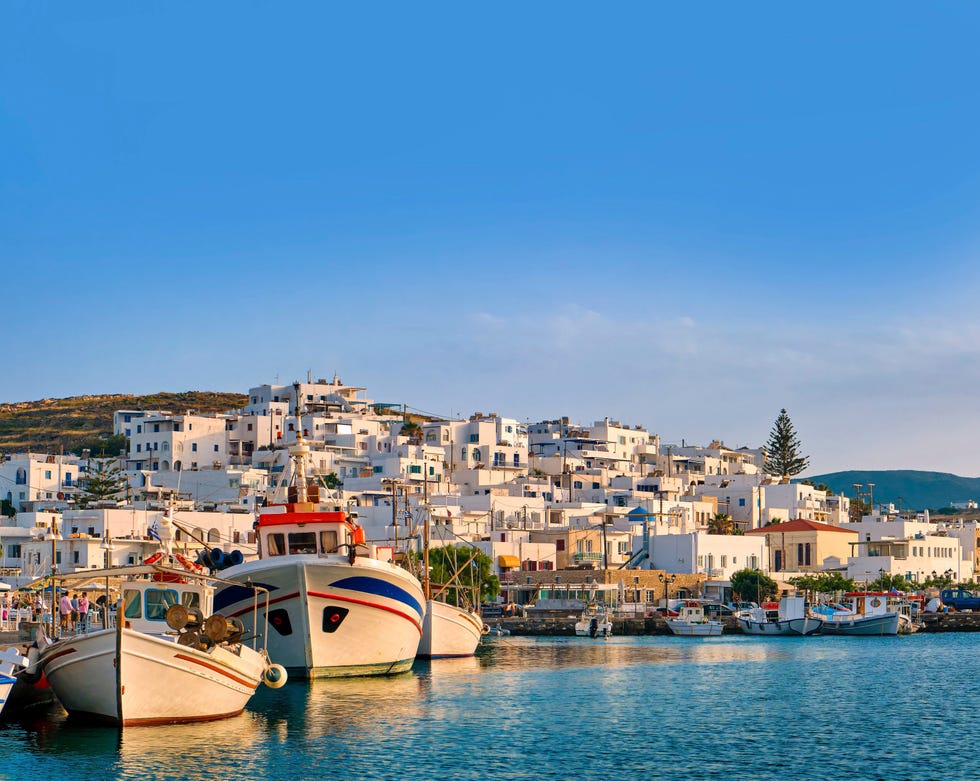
[172,653,259,689]
[309,591,423,635]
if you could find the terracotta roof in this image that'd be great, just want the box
[745,519,857,535]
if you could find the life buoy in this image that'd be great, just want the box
[174,553,203,572]
[144,552,163,565]
[870,597,882,608]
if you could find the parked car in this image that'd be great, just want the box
[940,589,980,612]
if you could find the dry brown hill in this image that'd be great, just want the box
[0,392,247,456]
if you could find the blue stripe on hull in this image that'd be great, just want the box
[323,576,423,618]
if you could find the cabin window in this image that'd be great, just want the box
[267,533,286,556]
[123,589,143,619]
[145,588,180,620]
[288,532,317,555]
[320,530,339,553]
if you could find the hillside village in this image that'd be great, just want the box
[1,373,977,606]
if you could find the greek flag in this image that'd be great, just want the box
[147,521,161,541]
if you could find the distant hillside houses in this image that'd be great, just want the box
[1,372,977,599]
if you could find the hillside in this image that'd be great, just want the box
[805,470,980,512]
[0,392,247,456]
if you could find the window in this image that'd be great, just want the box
[123,589,142,619]
[153,424,160,433]
[288,532,317,555]
[45,470,51,479]
[739,498,746,507]
[247,423,253,431]
[136,444,142,452]
[137,425,142,434]
[798,543,805,566]
[805,543,811,566]
[721,555,728,568]
[191,443,197,452]
[213,444,219,452]
[557,540,565,551]
[320,530,338,553]
[145,588,179,620]
[124,414,131,423]
[409,465,421,474]
[267,533,285,556]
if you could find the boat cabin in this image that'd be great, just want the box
[256,509,366,559]
[120,579,212,636]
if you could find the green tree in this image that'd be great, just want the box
[763,408,810,478]
[426,545,500,607]
[79,458,126,507]
[730,568,779,603]
[849,497,869,523]
[323,472,342,490]
[707,512,734,535]
[788,571,857,596]
[869,572,909,592]
[71,434,129,458]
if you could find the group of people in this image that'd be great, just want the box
[58,591,91,633]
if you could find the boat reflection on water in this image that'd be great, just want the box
[476,635,843,670]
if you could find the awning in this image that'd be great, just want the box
[498,555,520,569]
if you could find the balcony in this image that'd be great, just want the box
[571,552,603,565]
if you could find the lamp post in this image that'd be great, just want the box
[657,572,676,613]
[878,568,886,590]
[46,514,62,638]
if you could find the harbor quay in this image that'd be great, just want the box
[488,611,980,636]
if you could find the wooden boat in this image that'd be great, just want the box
[35,554,285,726]
[737,597,822,636]
[214,427,425,678]
[666,602,723,636]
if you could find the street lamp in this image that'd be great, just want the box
[657,572,676,612]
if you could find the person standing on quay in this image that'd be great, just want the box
[78,592,89,632]
[59,591,72,633]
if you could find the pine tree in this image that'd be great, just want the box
[79,458,126,507]
[763,408,809,477]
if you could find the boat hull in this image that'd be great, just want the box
[737,616,822,636]
[666,620,723,636]
[417,600,484,658]
[215,555,425,678]
[817,613,900,636]
[39,629,266,726]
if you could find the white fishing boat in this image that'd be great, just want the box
[34,550,285,726]
[737,597,822,636]
[666,601,724,636]
[415,496,485,659]
[213,424,425,678]
[0,646,29,719]
[812,592,900,636]
[574,605,613,638]
[418,599,485,658]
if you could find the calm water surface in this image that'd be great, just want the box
[1,633,973,781]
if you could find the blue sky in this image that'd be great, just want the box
[4,3,980,476]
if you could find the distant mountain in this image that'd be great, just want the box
[804,470,980,512]
[0,392,247,456]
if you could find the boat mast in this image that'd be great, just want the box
[423,456,431,600]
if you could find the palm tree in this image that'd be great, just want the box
[707,512,734,535]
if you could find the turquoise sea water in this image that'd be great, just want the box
[1,633,974,781]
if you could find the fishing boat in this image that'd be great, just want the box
[0,646,29,718]
[213,425,426,678]
[34,547,285,726]
[415,492,485,659]
[574,604,613,638]
[737,597,822,636]
[812,592,900,636]
[665,601,724,636]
